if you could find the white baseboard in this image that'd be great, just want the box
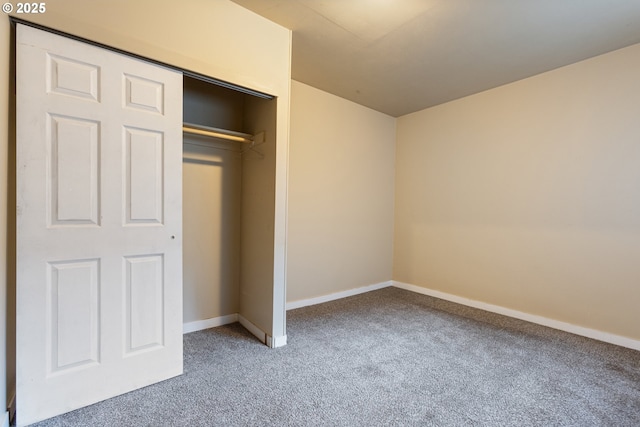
[238,315,267,344]
[237,315,288,348]
[1,411,8,427]
[392,281,640,351]
[267,334,287,348]
[286,280,392,310]
[185,314,286,348]
[183,313,239,334]
[7,392,15,426]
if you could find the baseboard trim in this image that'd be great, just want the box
[392,281,640,351]
[238,315,267,344]
[286,280,393,310]
[185,314,284,348]
[7,391,15,426]
[267,334,287,348]
[183,314,239,334]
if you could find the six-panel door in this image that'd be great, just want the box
[16,24,183,426]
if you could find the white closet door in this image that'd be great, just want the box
[16,25,183,426]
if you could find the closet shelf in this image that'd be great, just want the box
[183,122,253,144]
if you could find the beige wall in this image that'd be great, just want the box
[2,0,291,410]
[241,96,278,334]
[287,81,396,302]
[182,141,242,323]
[7,0,289,97]
[395,43,640,341]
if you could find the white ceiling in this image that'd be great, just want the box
[231,0,640,117]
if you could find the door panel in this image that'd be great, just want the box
[48,53,100,101]
[49,114,100,225]
[16,24,183,426]
[124,254,165,353]
[125,127,164,224]
[48,258,100,373]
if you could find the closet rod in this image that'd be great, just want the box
[183,122,253,144]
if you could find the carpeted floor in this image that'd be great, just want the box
[30,287,640,426]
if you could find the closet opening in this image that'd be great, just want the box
[182,75,278,344]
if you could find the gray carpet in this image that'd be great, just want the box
[31,287,640,426]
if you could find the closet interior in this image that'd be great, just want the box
[182,76,278,337]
